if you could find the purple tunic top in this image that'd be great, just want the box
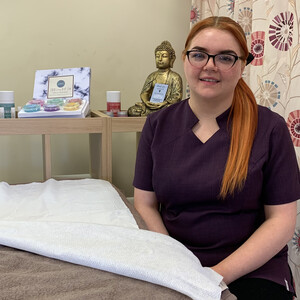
[133,99,300,293]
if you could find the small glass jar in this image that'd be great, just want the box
[117,111,128,117]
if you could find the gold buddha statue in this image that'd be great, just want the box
[127,41,183,117]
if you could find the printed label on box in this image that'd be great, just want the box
[47,75,74,98]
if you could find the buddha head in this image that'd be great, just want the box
[155,41,176,69]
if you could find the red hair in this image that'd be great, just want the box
[183,16,258,198]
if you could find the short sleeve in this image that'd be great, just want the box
[133,116,155,191]
[262,117,300,205]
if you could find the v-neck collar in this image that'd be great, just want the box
[185,99,232,130]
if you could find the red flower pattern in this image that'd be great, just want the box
[190,6,200,24]
[287,110,300,147]
[251,31,265,66]
[269,11,294,51]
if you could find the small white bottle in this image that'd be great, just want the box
[106,91,121,117]
[11,107,16,118]
[16,106,22,118]
[0,107,4,119]
[0,91,15,118]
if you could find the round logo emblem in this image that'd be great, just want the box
[57,80,65,88]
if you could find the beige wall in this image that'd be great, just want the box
[0,0,190,196]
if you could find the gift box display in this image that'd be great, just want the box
[19,67,91,118]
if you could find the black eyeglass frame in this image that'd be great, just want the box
[185,50,243,70]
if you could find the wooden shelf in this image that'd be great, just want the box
[0,112,146,184]
[0,117,104,135]
[0,116,109,182]
[91,110,146,132]
[91,110,146,182]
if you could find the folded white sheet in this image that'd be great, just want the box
[0,179,223,300]
[0,178,138,229]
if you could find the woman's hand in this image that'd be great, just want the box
[211,201,297,284]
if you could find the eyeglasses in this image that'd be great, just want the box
[186,50,242,71]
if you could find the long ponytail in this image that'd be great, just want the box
[220,78,258,197]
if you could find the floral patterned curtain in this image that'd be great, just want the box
[190,0,300,297]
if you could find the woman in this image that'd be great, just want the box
[133,16,300,300]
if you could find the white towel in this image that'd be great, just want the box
[0,179,222,300]
[0,178,138,228]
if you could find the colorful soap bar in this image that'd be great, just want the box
[47,98,65,106]
[23,104,41,112]
[68,98,82,105]
[44,104,60,112]
[63,102,80,111]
